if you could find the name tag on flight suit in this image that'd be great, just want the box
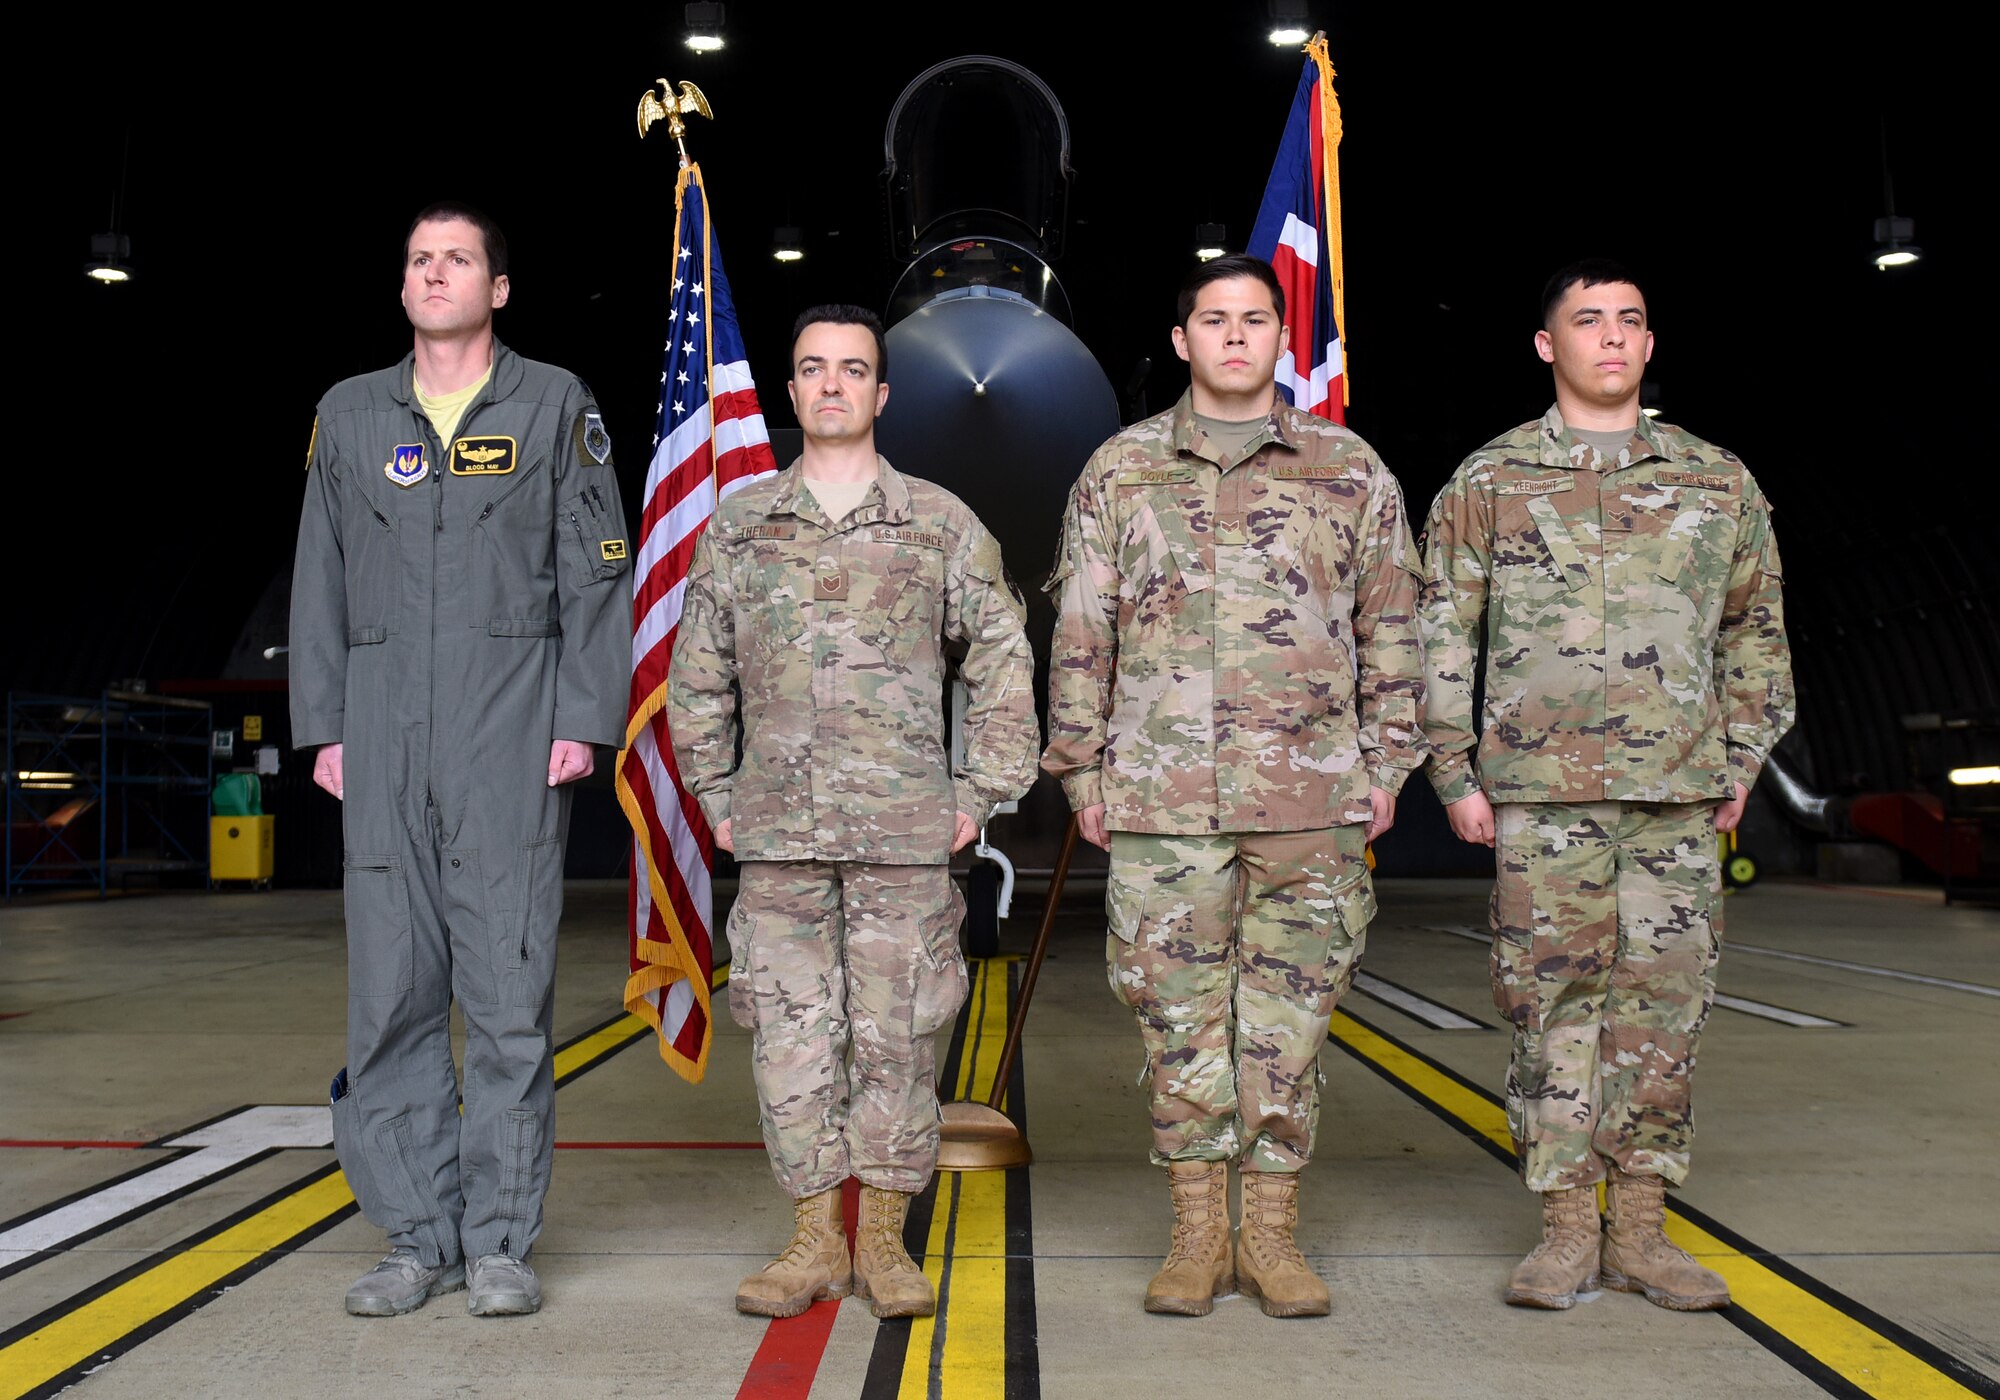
[450,435,518,476]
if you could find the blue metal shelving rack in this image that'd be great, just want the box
[5,690,212,897]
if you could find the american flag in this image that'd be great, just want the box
[617,162,777,1083]
[1247,32,1347,423]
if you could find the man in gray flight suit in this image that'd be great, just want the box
[290,202,631,1318]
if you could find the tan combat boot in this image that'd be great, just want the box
[1601,1169,1730,1311]
[735,1187,851,1317]
[1144,1160,1234,1315]
[1503,1185,1601,1309]
[1235,1172,1330,1318]
[852,1185,934,1318]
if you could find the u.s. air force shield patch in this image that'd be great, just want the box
[385,444,427,487]
[450,435,517,476]
[583,412,612,465]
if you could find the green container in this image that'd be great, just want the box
[213,772,263,816]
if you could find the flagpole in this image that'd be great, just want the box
[621,74,722,1083]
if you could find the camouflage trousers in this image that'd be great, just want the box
[726,861,968,1198]
[1491,801,1721,1192]
[1106,826,1374,1173]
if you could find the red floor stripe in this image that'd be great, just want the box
[0,1139,151,1149]
[734,1178,861,1400]
[0,1139,764,1151]
[555,1141,765,1150]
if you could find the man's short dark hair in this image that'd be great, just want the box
[1177,253,1286,327]
[790,304,889,381]
[1541,258,1645,329]
[404,202,509,280]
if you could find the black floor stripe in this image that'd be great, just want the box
[0,1149,278,1285]
[1332,1008,2000,1397]
[3,1003,664,1397]
[1328,1009,1518,1170]
[1002,962,1041,1400]
[139,1103,260,1148]
[0,1148,198,1238]
[0,1161,354,1351]
[550,1007,655,1088]
[859,970,978,1400]
[10,1167,358,1400]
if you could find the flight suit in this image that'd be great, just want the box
[1420,406,1793,1189]
[291,341,630,1266]
[670,458,1038,1196]
[1042,391,1426,1171]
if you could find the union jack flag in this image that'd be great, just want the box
[1247,32,1347,423]
[617,162,777,1082]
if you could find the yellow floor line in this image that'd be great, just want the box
[2,978,721,1400]
[2,1172,356,1399]
[553,1012,650,1081]
[1328,1008,1986,1400]
[898,956,1014,1400]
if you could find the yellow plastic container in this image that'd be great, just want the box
[211,815,275,882]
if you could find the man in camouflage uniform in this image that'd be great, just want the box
[1420,259,1793,1311]
[670,305,1038,1320]
[1044,255,1426,1318]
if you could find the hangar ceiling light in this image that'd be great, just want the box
[684,1,725,52]
[1268,0,1311,44]
[85,231,133,285]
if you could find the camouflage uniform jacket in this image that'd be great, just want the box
[1041,391,1427,835]
[1420,406,1794,806]
[670,456,1039,864]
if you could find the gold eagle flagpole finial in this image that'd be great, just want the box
[638,79,713,167]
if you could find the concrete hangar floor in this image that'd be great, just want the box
[1,876,1995,1399]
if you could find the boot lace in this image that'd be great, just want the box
[860,1196,917,1270]
[1162,1166,1227,1263]
[1528,1190,1600,1267]
[769,1199,833,1271]
[1242,1180,1308,1269]
[1611,1178,1695,1266]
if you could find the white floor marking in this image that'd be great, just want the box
[1352,972,1485,1029]
[1421,926,1849,1026]
[1709,993,1843,1028]
[0,1106,332,1267]
[1727,943,2000,997]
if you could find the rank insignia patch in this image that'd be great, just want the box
[450,435,518,476]
[583,412,612,465]
[600,539,628,561]
[384,444,428,487]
